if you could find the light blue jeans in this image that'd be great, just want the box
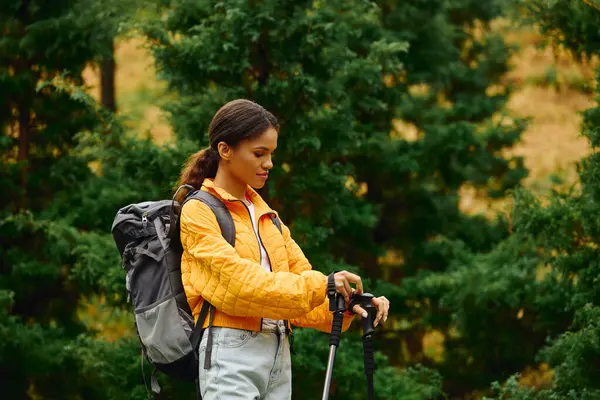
[197,325,292,400]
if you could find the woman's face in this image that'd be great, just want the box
[223,127,278,189]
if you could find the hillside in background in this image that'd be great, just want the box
[503,25,595,188]
[458,21,597,216]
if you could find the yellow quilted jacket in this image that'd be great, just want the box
[180,179,354,333]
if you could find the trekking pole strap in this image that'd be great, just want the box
[362,329,375,400]
[349,292,377,400]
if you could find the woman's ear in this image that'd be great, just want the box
[218,141,232,161]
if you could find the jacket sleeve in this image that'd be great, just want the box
[180,200,327,319]
[281,222,355,332]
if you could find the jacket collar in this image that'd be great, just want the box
[201,179,275,216]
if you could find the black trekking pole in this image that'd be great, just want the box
[349,293,377,400]
[321,273,346,400]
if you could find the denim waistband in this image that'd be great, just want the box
[260,319,287,334]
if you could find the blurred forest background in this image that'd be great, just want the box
[2,0,600,399]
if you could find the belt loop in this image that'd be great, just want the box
[278,320,286,335]
[283,319,289,335]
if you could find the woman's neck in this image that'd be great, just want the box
[213,168,247,200]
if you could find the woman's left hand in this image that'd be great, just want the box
[351,296,390,327]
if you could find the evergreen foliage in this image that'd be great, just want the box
[2,0,599,398]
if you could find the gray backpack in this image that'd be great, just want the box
[111,185,282,396]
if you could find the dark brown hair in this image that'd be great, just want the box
[176,99,279,198]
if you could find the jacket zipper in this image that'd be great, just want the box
[237,202,273,268]
[257,211,294,353]
[232,199,293,351]
[257,212,276,268]
[238,201,277,331]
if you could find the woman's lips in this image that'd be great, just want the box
[257,173,268,179]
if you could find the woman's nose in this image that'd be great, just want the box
[263,156,273,169]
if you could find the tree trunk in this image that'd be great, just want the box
[14,0,30,209]
[17,101,30,196]
[100,37,117,112]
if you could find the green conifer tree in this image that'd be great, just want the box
[144,0,526,397]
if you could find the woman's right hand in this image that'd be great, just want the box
[332,270,363,302]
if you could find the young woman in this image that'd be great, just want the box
[178,99,390,400]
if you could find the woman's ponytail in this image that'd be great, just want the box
[175,147,219,202]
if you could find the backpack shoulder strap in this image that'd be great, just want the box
[180,190,230,366]
[190,300,211,350]
[183,190,236,247]
[269,214,282,234]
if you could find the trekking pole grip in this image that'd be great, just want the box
[327,272,345,347]
[348,293,376,335]
[348,292,377,400]
[330,294,345,347]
